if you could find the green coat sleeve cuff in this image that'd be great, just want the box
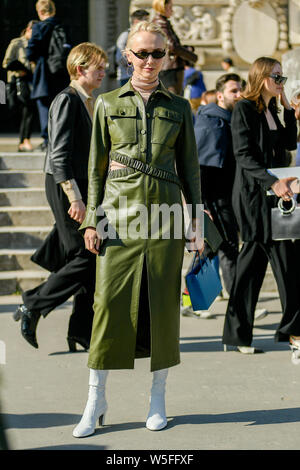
[79,204,98,233]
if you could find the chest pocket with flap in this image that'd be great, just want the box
[106,106,137,144]
[151,107,182,148]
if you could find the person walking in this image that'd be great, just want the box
[72,21,203,438]
[26,0,70,151]
[115,9,150,87]
[14,43,108,352]
[183,46,206,114]
[222,57,300,360]
[152,0,197,95]
[194,73,242,297]
[221,57,238,73]
[2,20,37,152]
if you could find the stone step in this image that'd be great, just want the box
[0,248,45,271]
[0,206,53,226]
[0,152,45,170]
[0,226,51,249]
[0,188,48,206]
[0,269,48,295]
[0,170,45,188]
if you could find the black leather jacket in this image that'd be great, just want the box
[44,86,92,183]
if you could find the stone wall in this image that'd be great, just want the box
[130,0,299,88]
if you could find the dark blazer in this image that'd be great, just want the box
[152,14,197,70]
[194,102,232,168]
[231,98,297,243]
[44,86,92,189]
[26,16,68,99]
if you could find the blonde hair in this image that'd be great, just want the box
[152,0,170,16]
[36,0,56,16]
[67,42,108,80]
[126,21,167,50]
[242,56,281,112]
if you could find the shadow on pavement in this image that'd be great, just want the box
[168,406,300,428]
[27,444,107,450]
[2,412,80,429]
[179,334,290,353]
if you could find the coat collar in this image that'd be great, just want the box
[117,79,172,100]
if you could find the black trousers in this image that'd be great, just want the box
[23,174,96,341]
[205,198,239,295]
[19,101,35,142]
[222,240,300,346]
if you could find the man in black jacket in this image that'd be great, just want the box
[14,43,108,352]
[194,73,242,298]
[27,0,70,150]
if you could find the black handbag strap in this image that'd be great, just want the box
[110,151,182,188]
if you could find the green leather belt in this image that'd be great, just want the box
[110,151,182,188]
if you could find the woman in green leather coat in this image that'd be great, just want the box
[73,21,203,438]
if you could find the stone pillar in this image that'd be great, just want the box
[88,0,131,92]
[289,0,300,47]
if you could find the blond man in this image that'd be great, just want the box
[15,43,108,353]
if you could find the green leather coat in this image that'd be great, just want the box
[81,80,201,371]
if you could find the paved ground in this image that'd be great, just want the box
[1,289,300,452]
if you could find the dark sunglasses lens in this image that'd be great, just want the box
[136,51,149,59]
[272,74,287,85]
[133,50,165,59]
[152,50,166,59]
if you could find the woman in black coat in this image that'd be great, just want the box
[222,56,300,363]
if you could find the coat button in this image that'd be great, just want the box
[141,129,146,135]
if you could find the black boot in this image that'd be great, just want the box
[14,305,41,349]
[67,336,90,352]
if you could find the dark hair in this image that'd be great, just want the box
[222,57,233,66]
[131,9,149,21]
[21,19,38,36]
[216,73,242,92]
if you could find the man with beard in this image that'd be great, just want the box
[187,73,268,321]
[182,74,243,318]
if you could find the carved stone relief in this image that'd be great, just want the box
[222,0,288,55]
[129,0,292,68]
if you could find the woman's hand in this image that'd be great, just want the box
[280,89,292,110]
[186,218,204,254]
[291,100,300,120]
[84,227,102,254]
[271,177,297,200]
[68,200,86,223]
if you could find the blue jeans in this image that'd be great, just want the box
[36,97,52,143]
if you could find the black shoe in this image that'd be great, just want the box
[67,336,90,352]
[15,305,41,349]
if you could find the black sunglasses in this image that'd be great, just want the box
[269,74,288,85]
[130,49,166,60]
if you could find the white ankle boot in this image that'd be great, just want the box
[73,369,108,438]
[146,368,168,431]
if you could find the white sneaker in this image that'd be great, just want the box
[180,306,200,318]
[290,337,300,365]
[254,308,268,321]
[237,346,264,354]
[195,310,215,319]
